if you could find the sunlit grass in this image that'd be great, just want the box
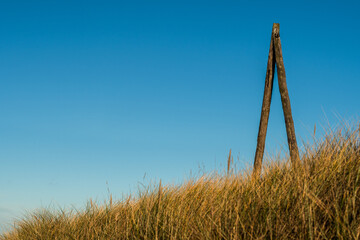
[1,123,359,239]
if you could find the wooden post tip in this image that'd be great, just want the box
[272,23,280,37]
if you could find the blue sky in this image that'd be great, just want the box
[1,0,359,232]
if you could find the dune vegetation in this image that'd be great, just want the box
[1,123,360,239]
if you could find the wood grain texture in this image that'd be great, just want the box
[273,23,300,167]
[253,26,276,178]
[253,23,300,178]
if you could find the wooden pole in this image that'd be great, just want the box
[272,23,300,167]
[253,26,276,178]
[253,23,300,178]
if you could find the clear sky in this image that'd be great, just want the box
[1,0,359,232]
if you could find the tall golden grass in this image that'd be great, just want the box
[1,123,359,239]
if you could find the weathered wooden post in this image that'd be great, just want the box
[253,25,276,177]
[253,23,300,178]
[273,23,300,167]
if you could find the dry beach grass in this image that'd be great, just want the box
[1,123,360,239]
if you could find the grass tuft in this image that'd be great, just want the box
[1,123,360,239]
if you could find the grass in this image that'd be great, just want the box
[1,123,360,239]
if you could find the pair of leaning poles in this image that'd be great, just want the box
[253,23,300,178]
